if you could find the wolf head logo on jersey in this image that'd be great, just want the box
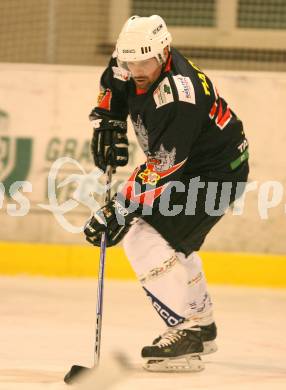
[147,144,176,172]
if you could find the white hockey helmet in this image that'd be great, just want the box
[116,15,172,64]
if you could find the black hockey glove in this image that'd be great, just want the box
[84,194,137,247]
[90,116,128,172]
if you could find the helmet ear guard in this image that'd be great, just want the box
[116,15,172,65]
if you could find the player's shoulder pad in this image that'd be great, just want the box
[153,76,175,109]
[172,74,196,105]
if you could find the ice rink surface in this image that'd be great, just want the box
[0,276,285,390]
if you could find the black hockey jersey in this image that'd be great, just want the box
[90,48,249,211]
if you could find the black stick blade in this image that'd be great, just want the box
[64,365,90,384]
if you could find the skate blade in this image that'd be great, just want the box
[202,341,218,355]
[143,354,204,373]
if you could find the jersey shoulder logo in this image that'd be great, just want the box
[153,77,174,109]
[173,74,196,104]
[112,66,131,82]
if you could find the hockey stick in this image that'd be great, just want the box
[64,165,113,385]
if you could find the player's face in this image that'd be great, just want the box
[126,58,162,90]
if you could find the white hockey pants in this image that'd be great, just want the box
[123,219,214,328]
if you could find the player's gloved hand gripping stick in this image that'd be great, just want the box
[64,162,113,385]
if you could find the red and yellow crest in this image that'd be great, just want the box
[138,167,161,186]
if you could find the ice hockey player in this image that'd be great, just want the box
[84,15,249,372]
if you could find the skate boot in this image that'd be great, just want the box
[200,322,217,355]
[150,322,218,356]
[141,326,205,372]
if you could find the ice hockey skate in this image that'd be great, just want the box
[142,326,204,372]
[141,323,217,372]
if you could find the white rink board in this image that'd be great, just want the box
[0,277,285,390]
[0,64,286,252]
